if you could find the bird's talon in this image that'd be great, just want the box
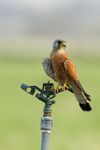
[55,87,59,93]
[62,83,68,91]
[55,89,59,93]
[54,84,60,93]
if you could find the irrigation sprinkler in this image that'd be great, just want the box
[21,81,73,150]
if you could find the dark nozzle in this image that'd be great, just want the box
[21,83,28,91]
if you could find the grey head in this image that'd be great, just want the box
[52,39,67,52]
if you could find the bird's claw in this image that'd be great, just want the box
[62,83,68,91]
[54,84,60,93]
[54,83,68,93]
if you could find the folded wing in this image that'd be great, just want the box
[42,57,56,81]
[64,59,92,111]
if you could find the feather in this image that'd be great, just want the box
[64,59,91,101]
[42,57,56,81]
[64,59,92,111]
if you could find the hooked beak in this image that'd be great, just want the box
[61,41,67,48]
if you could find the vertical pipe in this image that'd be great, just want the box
[41,106,52,150]
[41,131,51,150]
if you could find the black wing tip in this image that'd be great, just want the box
[79,102,92,111]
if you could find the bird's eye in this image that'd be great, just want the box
[57,40,61,45]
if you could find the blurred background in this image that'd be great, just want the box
[0,0,100,150]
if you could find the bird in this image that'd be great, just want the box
[42,39,92,111]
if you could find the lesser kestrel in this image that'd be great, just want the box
[42,39,92,111]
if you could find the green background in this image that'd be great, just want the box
[0,55,99,150]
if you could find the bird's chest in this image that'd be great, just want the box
[51,51,66,69]
[51,50,66,63]
[51,52,67,84]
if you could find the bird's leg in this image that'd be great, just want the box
[55,83,60,93]
[62,83,68,91]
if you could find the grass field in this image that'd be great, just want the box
[0,55,100,150]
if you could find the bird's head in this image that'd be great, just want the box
[52,39,67,51]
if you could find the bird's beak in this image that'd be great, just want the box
[61,41,67,48]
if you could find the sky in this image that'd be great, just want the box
[0,0,99,36]
[0,0,100,55]
[14,0,75,8]
[12,0,100,9]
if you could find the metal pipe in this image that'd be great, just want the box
[41,104,53,150]
[41,116,52,150]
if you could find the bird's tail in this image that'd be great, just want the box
[71,82,92,111]
[73,90,92,111]
[79,102,91,111]
[69,80,92,111]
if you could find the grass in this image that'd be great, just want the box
[0,55,100,150]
